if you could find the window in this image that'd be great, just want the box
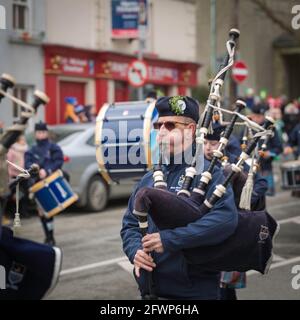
[12,0,30,30]
[12,86,33,119]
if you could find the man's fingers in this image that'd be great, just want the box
[143,239,157,248]
[135,266,140,278]
[144,245,162,252]
[134,262,153,272]
[134,255,156,268]
[138,250,153,260]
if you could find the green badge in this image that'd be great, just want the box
[169,96,186,115]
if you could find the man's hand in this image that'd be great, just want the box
[258,150,271,159]
[284,146,293,155]
[142,232,164,253]
[39,169,47,179]
[133,249,156,278]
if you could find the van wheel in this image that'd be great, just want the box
[86,176,108,212]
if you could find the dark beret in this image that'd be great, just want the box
[155,96,200,123]
[34,121,48,131]
[206,123,225,141]
[251,103,269,115]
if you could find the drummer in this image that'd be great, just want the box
[283,123,300,197]
[284,122,300,159]
[25,121,64,246]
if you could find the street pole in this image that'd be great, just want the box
[210,0,217,75]
[137,0,147,101]
[138,25,145,100]
[230,0,239,106]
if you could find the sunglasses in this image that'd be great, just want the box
[153,121,189,131]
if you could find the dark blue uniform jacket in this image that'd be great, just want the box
[121,159,238,300]
[288,123,300,157]
[25,139,64,175]
[238,129,283,171]
[224,151,267,210]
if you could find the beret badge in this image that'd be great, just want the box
[169,96,186,116]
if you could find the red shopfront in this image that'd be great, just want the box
[44,45,200,124]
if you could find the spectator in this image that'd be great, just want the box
[145,91,157,103]
[75,105,88,123]
[64,97,79,123]
[84,104,96,122]
[6,134,30,218]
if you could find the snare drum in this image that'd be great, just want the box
[95,101,158,183]
[29,170,78,218]
[280,160,300,190]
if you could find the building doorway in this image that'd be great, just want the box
[283,53,300,100]
[59,81,86,123]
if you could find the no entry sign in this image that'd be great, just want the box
[232,60,248,83]
[128,60,148,87]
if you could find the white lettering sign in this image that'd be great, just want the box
[291,5,300,30]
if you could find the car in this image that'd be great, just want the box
[27,123,137,212]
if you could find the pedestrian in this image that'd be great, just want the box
[84,104,95,122]
[25,121,64,246]
[6,134,30,219]
[145,91,157,103]
[74,104,88,123]
[121,96,238,300]
[7,134,28,179]
[64,97,79,123]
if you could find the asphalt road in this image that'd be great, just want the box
[11,160,300,300]
[12,186,300,300]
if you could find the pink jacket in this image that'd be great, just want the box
[6,142,28,179]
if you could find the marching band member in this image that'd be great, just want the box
[121,96,238,300]
[284,122,300,159]
[283,123,300,197]
[203,123,268,300]
[25,122,64,246]
[204,123,268,211]
[244,104,283,196]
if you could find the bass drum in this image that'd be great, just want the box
[280,160,300,190]
[95,101,158,184]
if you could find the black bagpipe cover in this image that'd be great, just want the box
[183,209,279,274]
[134,187,201,229]
[134,187,279,274]
[0,227,62,300]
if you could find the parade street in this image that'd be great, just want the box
[16,172,300,300]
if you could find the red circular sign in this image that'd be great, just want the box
[127,60,148,87]
[232,61,248,83]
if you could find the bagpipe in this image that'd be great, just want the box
[133,30,279,278]
[0,73,62,300]
[0,74,49,200]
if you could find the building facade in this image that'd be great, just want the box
[0,0,46,128]
[44,0,200,124]
[196,0,300,100]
